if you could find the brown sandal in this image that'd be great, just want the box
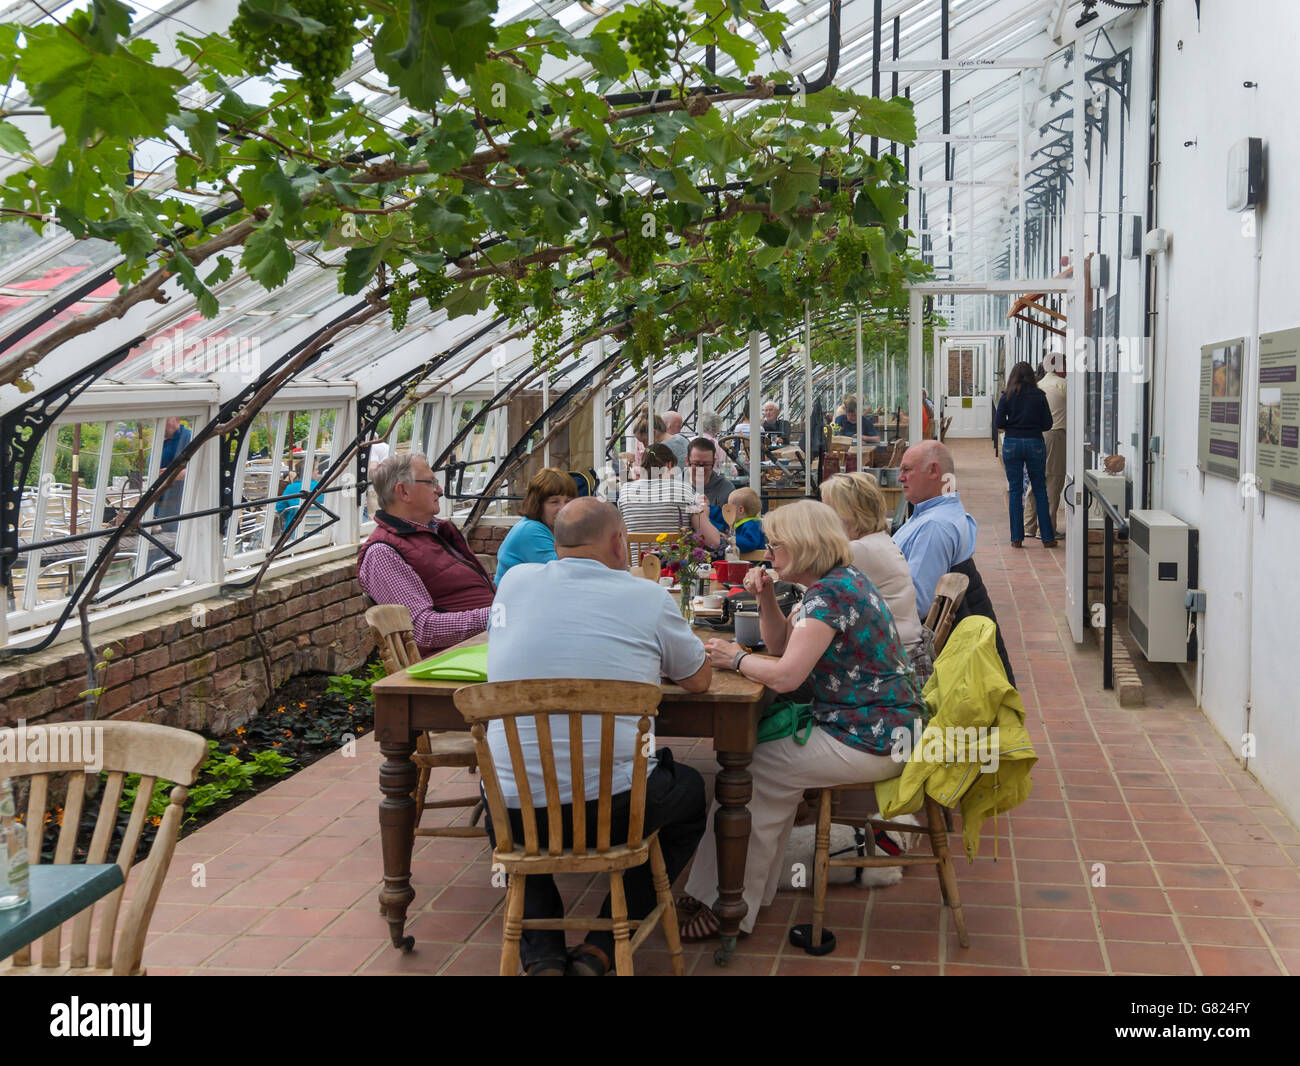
[676,895,721,942]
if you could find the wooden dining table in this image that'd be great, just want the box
[371,628,772,966]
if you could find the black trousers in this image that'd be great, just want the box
[484,748,706,968]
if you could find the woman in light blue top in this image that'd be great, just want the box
[495,467,578,582]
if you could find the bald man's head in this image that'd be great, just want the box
[662,410,684,435]
[899,439,956,504]
[553,497,627,569]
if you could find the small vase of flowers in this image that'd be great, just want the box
[655,529,712,620]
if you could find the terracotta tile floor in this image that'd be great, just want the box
[145,439,1300,976]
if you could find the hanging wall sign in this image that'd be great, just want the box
[1257,328,1300,501]
[1197,337,1245,481]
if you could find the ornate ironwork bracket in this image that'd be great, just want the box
[355,353,452,502]
[0,337,144,589]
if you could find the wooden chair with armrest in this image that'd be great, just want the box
[625,530,678,569]
[454,678,684,976]
[364,605,486,852]
[800,574,973,955]
[1,721,207,975]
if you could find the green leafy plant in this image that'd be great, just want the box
[248,749,296,777]
[115,738,298,823]
[325,671,370,702]
[325,660,388,702]
[119,773,170,820]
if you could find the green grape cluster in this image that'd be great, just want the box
[830,229,868,296]
[488,275,527,321]
[415,269,455,311]
[533,315,564,366]
[526,268,557,318]
[708,218,736,266]
[616,204,668,278]
[388,272,412,331]
[623,308,665,367]
[230,0,365,117]
[620,2,690,79]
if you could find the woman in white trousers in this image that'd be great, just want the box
[678,500,928,939]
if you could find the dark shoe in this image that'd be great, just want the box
[525,955,567,976]
[566,944,611,976]
[1042,539,1059,548]
[1010,540,1024,549]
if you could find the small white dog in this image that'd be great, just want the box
[780,812,924,890]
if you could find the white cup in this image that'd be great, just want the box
[695,593,723,609]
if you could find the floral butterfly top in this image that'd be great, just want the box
[799,565,928,756]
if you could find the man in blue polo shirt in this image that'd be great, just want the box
[894,440,1015,685]
[894,440,977,617]
[487,497,710,976]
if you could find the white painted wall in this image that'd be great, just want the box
[1151,0,1300,825]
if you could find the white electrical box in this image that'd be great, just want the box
[1128,509,1198,662]
[1088,472,1128,529]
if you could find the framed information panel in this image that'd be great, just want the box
[1197,337,1245,481]
[1257,328,1300,500]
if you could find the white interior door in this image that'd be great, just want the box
[942,341,993,437]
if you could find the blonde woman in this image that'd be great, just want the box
[821,472,935,682]
[677,499,927,940]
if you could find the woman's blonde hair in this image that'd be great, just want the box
[763,499,852,578]
[820,472,889,538]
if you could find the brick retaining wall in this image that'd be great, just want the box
[465,515,517,559]
[1085,527,1128,616]
[0,558,371,736]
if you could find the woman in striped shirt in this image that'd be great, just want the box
[618,444,721,549]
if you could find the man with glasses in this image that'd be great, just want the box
[686,438,736,540]
[358,452,496,656]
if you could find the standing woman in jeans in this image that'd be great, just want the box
[995,361,1057,548]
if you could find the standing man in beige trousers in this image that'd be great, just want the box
[1025,363,1067,539]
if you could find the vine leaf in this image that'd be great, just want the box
[172,109,220,166]
[86,0,134,54]
[340,242,392,295]
[770,164,818,216]
[242,226,296,289]
[21,16,187,142]
[0,119,31,155]
[374,0,497,111]
[850,96,917,146]
[232,0,327,35]
[863,227,890,274]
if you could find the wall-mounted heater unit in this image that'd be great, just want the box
[1127,509,1198,662]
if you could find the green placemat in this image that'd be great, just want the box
[405,643,489,682]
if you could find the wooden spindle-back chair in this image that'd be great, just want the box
[363,605,485,848]
[924,572,970,656]
[801,573,975,956]
[624,530,678,568]
[0,721,207,975]
[453,679,684,977]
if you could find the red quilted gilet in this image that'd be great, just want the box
[358,512,495,612]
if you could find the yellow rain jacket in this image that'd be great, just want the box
[875,615,1037,860]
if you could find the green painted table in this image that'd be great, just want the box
[0,864,124,959]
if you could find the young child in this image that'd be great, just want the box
[726,487,766,554]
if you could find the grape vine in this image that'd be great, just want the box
[618,2,691,80]
[230,0,365,117]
